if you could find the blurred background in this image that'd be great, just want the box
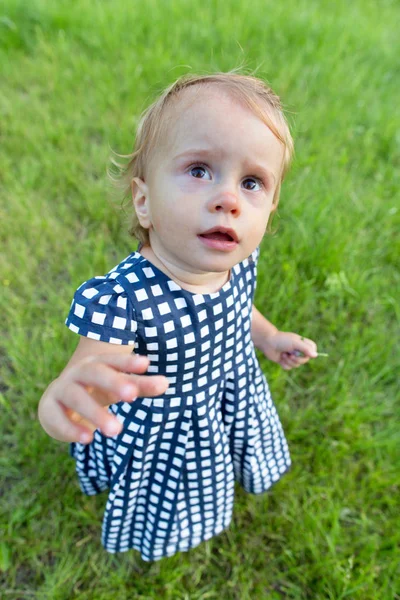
[1,0,399,598]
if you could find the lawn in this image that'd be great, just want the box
[1,0,399,598]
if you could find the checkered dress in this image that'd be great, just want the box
[65,247,291,561]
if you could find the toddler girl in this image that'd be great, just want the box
[38,72,318,561]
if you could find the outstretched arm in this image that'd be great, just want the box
[38,337,169,443]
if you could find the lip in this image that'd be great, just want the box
[199,226,239,242]
[198,226,239,252]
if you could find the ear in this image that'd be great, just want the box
[131,177,151,229]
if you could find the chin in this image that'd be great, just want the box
[197,255,240,273]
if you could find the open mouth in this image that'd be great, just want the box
[199,231,235,242]
[198,227,239,251]
[199,227,238,243]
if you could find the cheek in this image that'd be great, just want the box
[150,196,193,234]
[246,202,272,239]
[147,173,203,234]
[253,221,268,242]
[248,194,273,220]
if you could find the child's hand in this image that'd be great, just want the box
[259,331,318,370]
[38,353,169,444]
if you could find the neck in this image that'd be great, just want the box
[138,244,230,294]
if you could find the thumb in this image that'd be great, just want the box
[291,338,318,358]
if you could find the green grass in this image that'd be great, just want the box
[1,0,399,598]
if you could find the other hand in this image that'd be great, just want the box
[38,353,169,444]
[259,331,318,370]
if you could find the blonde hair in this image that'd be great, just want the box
[111,72,294,245]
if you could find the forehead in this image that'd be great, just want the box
[154,86,284,173]
[163,86,272,142]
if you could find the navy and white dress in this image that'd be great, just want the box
[65,247,291,561]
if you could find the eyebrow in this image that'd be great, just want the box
[173,148,277,184]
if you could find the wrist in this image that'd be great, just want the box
[257,328,279,354]
[251,306,279,351]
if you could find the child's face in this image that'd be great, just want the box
[133,88,285,276]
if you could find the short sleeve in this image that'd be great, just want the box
[65,276,137,345]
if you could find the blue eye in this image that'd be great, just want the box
[189,165,211,180]
[242,177,262,191]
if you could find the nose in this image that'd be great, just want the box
[209,189,241,216]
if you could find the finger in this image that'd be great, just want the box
[81,352,150,373]
[74,362,138,403]
[280,361,292,370]
[296,338,318,358]
[288,353,310,365]
[280,354,294,370]
[59,382,123,437]
[82,385,114,406]
[63,405,97,433]
[303,338,318,355]
[283,353,301,368]
[45,397,95,444]
[132,373,169,398]
[73,359,168,403]
[93,354,169,398]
